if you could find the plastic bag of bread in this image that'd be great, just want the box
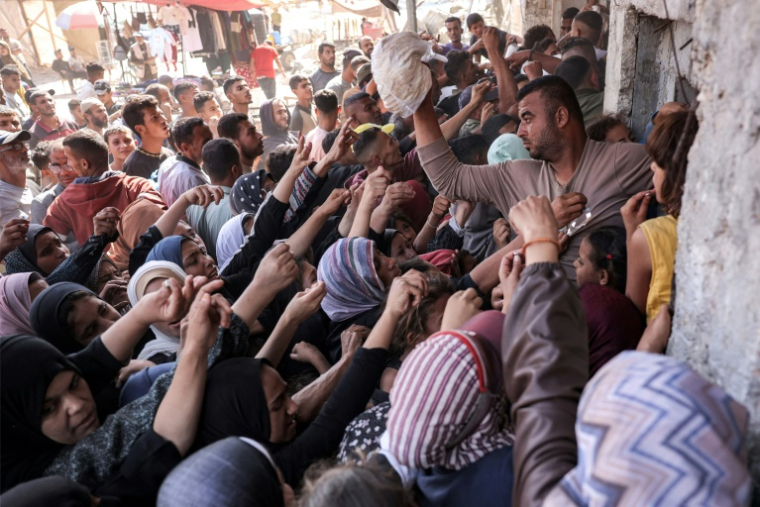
[371,32,447,118]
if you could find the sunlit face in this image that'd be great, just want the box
[198,98,222,123]
[179,85,199,106]
[227,80,252,105]
[271,100,290,130]
[319,46,336,67]
[106,131,137,164]
[63,145,91,179]
[0,139,30,175]
[181,238,219,280]
[389,232,417,262]
[33,94,56,116]
[292,79,313,101]
[517,92,561,161]
[604,124,633,143]
[394,218,417,244]
[0,113,20,132]
[374,131,402,169]
[85,104,108,129]
[70,105,85,124]
[137,105,170,140]
[261,364,299,443]
[1,73,21,93]
[373,247,401,287]
[574,236,603,288]
[651,160,666,203]
[34,230,69,275]
[41,370,99,445]
[67,294,121,346]
[446,20,463,43]
[469,20,485,38]
[48,147,77,187]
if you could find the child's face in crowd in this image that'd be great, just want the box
[394,218,417,244]
[604,124,633,143]
[574,236,603,288]
[650,160,666,204]
[107,132,137,163]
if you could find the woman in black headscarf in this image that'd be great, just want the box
[3,225,114,287]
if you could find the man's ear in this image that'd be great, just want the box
[556,106,570,129]
[589,71,600,91]
[135,123,146,136]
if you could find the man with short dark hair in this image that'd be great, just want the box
[259,98,297,170]
[439,17,470,55]
[174,81,200,119]
[305,89,339,162]
[439,50,483,117]
[158,117,212,205]
[121,94,174,179]
[79,97,109,135]
[44,129,162,245]
[481,113,518,144]
[144,83,175,122]
[310,42,339,92]
[0,105,21,133]
[76,62,105,100]
[343,92,383,125]
[217,112,264,173]
[1,65,29,119]
[31,140,78,231]
[358,36,374,59]
[412,75,652,279]
[51,49,76,92]
[67,46,87,77]
[289,75,316,135]
[27,91,78,149]
[572,10,606,59]
[185,138,242,259]
[194,91,223,137]
[223,76,252,115]
[326,49,362,104]
[561,7,580,36]
[103,125,136,172]
[555,56,603,125]
[522,24,556,51]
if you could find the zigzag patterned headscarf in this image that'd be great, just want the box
[317,238,385,322]
[546,351,751,507]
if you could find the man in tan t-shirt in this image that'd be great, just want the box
[413,75,652,280]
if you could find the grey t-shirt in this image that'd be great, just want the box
[325,75,354,105]
[310,68,340,92]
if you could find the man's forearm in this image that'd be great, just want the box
[292,354,353,424]
[487,46,517,113]
[413,94,445,148]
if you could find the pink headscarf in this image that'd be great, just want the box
[0,273,37,336]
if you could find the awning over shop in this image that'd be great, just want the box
[104,0,268,10]
[331,0,383,17]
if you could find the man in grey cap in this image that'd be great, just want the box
[0,130,40,231]
[94,79,123,120]
[325,49,362,104]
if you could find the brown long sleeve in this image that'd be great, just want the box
[501,263,588,506]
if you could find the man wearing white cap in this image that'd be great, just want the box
[80,97,109,136]
[0,130,39,232]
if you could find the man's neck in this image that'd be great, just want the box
[211,178,233,188]
[139,136,165,154]
[342,69,353,84]
[84,168,109,180]
[88,78,96,85]
[4,87,19,96]
[180,106,197,118]
[39,114,59,129]
[232,103,249,115]
[318,115,337,131]
[550,132,587,184]
[88,124,103,135]
[450,40,463,48]
[320,63,335,73]
[239,154,253,168]
[297,98,311,109]
[103,98,115,108]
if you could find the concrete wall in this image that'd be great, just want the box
[605,0,760,480]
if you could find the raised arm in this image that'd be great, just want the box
[483,27,518,113]
[286,188,350,257]
[155,185,224,238]
[348,168,391,238]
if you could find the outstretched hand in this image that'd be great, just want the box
[253,243,300,295]
[182,185,224,209]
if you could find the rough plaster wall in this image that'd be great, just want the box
[603,6,639,115]
[669,0,760,478]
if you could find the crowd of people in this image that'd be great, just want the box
[0,2,753,506]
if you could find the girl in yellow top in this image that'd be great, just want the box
[621,110,698,323]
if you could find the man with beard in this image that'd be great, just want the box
[80,98,109,136]
[413,75,652,281]
[44,129,162,246]
[217,112,264,173]
[0,130,39,230]
[185,138,243,260]
[27,91,78,149]
[310,42,339,92]
[258,98,297,170]
[223,76,253,115]
[438,17,470,55]
[358,36,374,59]
[121,94,174,180]
[343,92,384,126]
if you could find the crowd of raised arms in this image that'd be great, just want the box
[0,4,752,507]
